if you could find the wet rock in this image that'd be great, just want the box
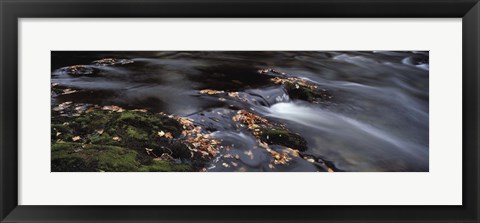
[299,152,344,172]
[51,142,140,172]
[259,128,308,151]
[53,58,134,77]
[193,65,272,92]
[188,108,238,132]
[60,65,97,76]
[151,143,192,160]
[51,104,209,171]
[51,142,191,172]
[92,58,134,66]
[245,87,288,105]
[259,68,333,103]
[283,82,332,103]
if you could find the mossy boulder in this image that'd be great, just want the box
[138,160,191,172]
[284,82,331,103]
[51,142,191,172]
[52,110,184,155]
[259,128,307,151]
[51,107,201,172]
[52,142,140,172]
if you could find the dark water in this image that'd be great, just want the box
[51,51,429,172]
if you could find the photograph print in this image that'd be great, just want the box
[51,51,429,172]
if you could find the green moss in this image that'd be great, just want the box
[125,126,148,141]
[51,107,202,172]
[51,142,141,172]
[89,133,113,144]
[52,142,74,152]
[65,110,110,136]
[52,124,73,141]
[95,147,140,172]
[51,156,92,172]
[51,142,193,172]
[52,124,70,133]
[117,111,155,128]
[284,83,331,103]
[84,112,109,128]
[259,128,308,151]
[117,111,141,122]
[138,160,191,172]
[116,111,182,137]
[284,83,315,102]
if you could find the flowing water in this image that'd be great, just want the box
[51,51,429,172]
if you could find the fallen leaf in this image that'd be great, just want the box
[288,149,300,157]
[62,88,77,95]
[200,89,224,95]
[145,148,157,157]
[164,132,173,139]
[102,105,124,112]
[244,150,254,160]
[72,136,81,141]
[158,131,165,137]
[157,153,174,161]
[257,68,271,74]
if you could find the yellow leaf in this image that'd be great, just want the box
[158,131,165,137]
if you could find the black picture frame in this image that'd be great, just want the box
[1,0,479,222]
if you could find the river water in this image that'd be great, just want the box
[51,51,429,172]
